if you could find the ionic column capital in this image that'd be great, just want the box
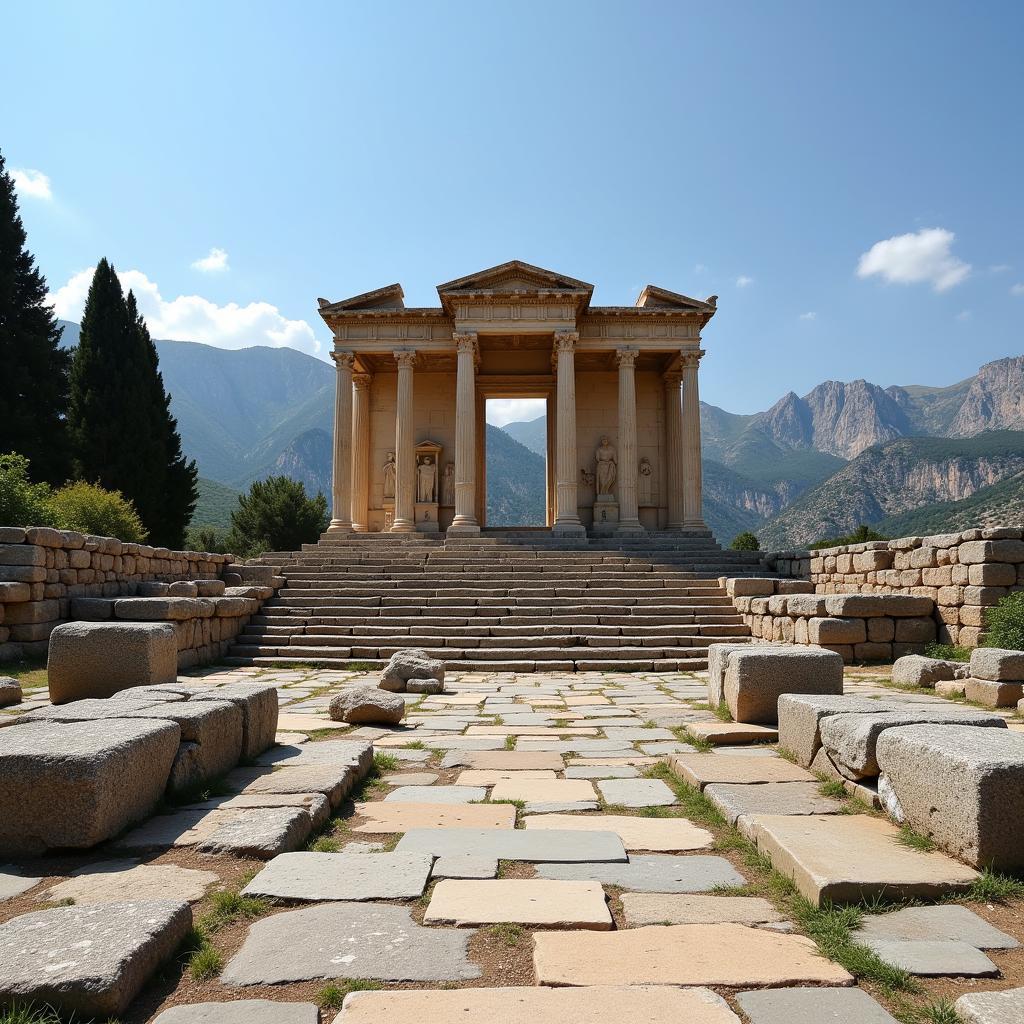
[332,351,356,371]
[394,349,417,369]
[353,372,373,391]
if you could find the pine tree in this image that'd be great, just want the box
[68,262,197,547]
[0,149,70,484]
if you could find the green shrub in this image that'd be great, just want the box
[923,642,971,662]
[0,452,54,527]
[983,591,1024,651]
[47,481,147,542]
[808,524,888,550]
[185,525,232,554]
[227,475,328,556]
[730,531,760,551]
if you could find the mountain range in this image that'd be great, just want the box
[56,321,1024,544]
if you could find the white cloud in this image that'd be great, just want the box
[1011,283,1024,297]
[10,168,52,201]
[735,275,754,288]
[191,247,229,272]
[857,227,970,292]
[48,266,322,356]
[799,311,817,321]
[485,398,547,428]
[956,310,972,322]
[989,264,1011,274]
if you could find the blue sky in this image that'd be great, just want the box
[4,1,1022,419]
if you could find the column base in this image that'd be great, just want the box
[326,520,352,534]
[683,519,708,530]
[390,519,416,534]
[447,522,481,537]
[552,521,586,538]
[615,522,645,536]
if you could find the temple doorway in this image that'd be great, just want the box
[482,397,549,527]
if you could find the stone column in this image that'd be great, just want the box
[681,349,707,529]
[615,348,643,536]
[327,351,354,534]
[351,372,372,532]
[390,349,417,533]
[663,370,684,531]
[552,330,585,537]
[448,332,480,536]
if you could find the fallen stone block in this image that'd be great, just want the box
[876,724,1024,870]
[892,655,969,688]
[0,900,191,1017]
[706,642,755,707]
[724,647,844,724]
[970,647,1024,682]
[380,648,445,692]
[820,709,1007,780]
[0,719,180,855]
[955,987,1024,1024]
[0,675,22,706]
[330,684,406,724]
[964,677,1024,708]
[777,693,898,767]
[189,683,278,757]
[47,620,177,703]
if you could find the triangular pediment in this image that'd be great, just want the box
[635,284,716,312]
[319,283,405,314]
[437,260,594,298]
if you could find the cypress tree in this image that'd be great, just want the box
[68,263,197,547]
[0,149,70,484]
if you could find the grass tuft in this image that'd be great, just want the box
[487,922,526,946]
[504,735,517,750]
[373,751,399,771]
[316,979,382,1009]
[818,779,848,799]
[963,867,1024,903]
[199,889,271,933]
[712,700,733,722]
[308,834,342,852]
[0,1005,63,1024]
[187,942,223,981]
[897,824,937,853]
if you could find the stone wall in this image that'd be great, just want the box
[762,527,1024,647]
[0,526,266,663]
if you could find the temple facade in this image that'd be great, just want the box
[317,261,714,538]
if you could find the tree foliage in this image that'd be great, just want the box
[228,475,327,556]
[808,524,888,550]
[0,452,52,527]
[730,531,760,551]
[47,480,147,542]
[983,592,1024,652]
[0,150,70,484]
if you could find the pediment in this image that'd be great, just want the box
[635,284,716,312]
[437,260,594,298]
[319,283,405,314]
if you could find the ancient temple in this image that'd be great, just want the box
[316,261,713,537]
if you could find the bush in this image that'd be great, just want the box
[185,525,232,554]
[0,452,53,527]
[808,524,888,550]
[983,591,1024,651]
[47,481,147,542]
[730,531,760,551]
[227,475,328,557]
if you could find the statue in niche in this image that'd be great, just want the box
[382,451,396,499]
[417,455,437,503]
[441,462,455,506]
[638,457,653,505]
[595,436,617,496]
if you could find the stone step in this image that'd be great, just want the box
[223,653,712,672]
[242,621,744,638]
[252,613,745,628]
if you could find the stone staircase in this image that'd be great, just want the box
[225,532,766,672]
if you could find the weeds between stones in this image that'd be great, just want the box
[0,1006,62,1024]
[670,725,714,753]
[487,922,526,946]
[776,746,800,764]
[712,700,733,722]
[503,735,517,750]
[897,824,937,853]
[402,740,426,749]
[818,778,848,799]
[961,867,1024,903]
[373,751,399,771]
[316,979,382,1009]
[180,880,272,981]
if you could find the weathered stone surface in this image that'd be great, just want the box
[380,649,445,692]
[406,678,444,694]
[336,986,742,1024]
[707,643,755,706]
[862,938,997,976]
[441,749,564,770]
[825,594,933,618]
[431,855,498,879]
[777,694,899,768]
[330,685,406,724]
[687,720,779,744]
[0,866,40,902]
[564,764,639,778]
[153,1001,319,1024]
[242,851,433,901]
[955,988,1024,1024]
[856,905,1017,949]
[0,676,22,706]
[964,678,1024,708]
[227,761,367,808]
[396,826,627,862]
[747,813,979,905]
[876,724,1024,870]
[536,854,744,892]
[190,683,278,758]
[43,859,218,905]
[196,806,314,858]
[353,801,515,832]
[726,578,777,597]
[621,892,783,927]
[0,900,192,1016]
[807,616,867,645]
[196,792,331,831]
[0,718,180,855]
[490,778,596,805]
[822,708,1007,780]
[425,879,612,929]
[705,782,844,826]
[255,737,371,769]
[523,812,713,852]
[385,785,486,804]
[47,621,177,703]
[387,771,440,785]
[222,902,479,985]
[892,655,969,688]
[724,647,844,724]
[596,777,675,807]
[971,647,1024,682]
[668,752,815,790]
[532,923,853,987]
[736,987,898,1024]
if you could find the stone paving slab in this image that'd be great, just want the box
[862,937,998,975]
[956,987,1024,1023]
[424,878,612,929]
[252,738,373,768]
[242,852,433,901]
[490,778,597,803]
[668,752,816,790]
[620,892,785,927]
[352,801,516,832]
[226,763,365,808]
[335,986,742,1024]
[523,813,713,852]
[431,856,499,879]
[196,806,313,858]
[454,769,558,785]
[532,922,854,987]
[564,765,639,778]
[0,899,193,1016]
[856,904,1018,949]
[441,750,565,770]
[687,721,779,744]
[704,781,845,826]
[395,827,627,863]
[386,772,439,786]
[747,813,980,905]
[736,987,898,1023]
[385,785,487,804]
[597,777,675,807]
[42,859,219,905]
[152,1001,319,1024]
[536,853,744,892]
[0,865,40,902]
[223,901,480,985]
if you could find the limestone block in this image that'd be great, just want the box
[723,648,844,725]
[959,539,1024,564]
[330,685,406,725]
[970,647,1024,682]
[854,642,892,661]
[964,678,1024,708]
[0,581,31,602]
[69,596,114,619]
[113,597,214,620]
[892,655,968,688]
[866,617,895,643]
[823,594,933,618]
[194,578,226,596]
[48,621,178,704]
[707,643,755,707]
[776,580,815,594]
[854,550,894,572]
[0,719,180,855]
[189,683,279,758]
[955,987,1024,1023]
[807,617,867,645]
[726,578,776,597]
[893,617,937,643]
[819,709,1006,780]
[968,563,1017,586]
[876,724,1024,870]
[380,648,445,692]
[2,598,59,624]
[0,544,45,566]
[777,694,900,767]
[0,676,22,706]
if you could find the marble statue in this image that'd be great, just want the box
[382,451,396,499]
[595,436,617,496]
[417,455,436,503]
[441,462,455,506]
[638,457,653,505]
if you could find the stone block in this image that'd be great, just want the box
[190,683,278,757]
[777,580,815,594]
[194,578,226,596]
[892,655,968,688]
[707,642,757,707]
[69,596,114,619]
[959,539,1024,564]
[877,724,1024,870]
[47,621,178,704]
[970,647,1024,682]
[807,617,866,645]
[0,544,45,566]
[867,616,896,643]
[726,578,776,597]
[424,878,613,929]
[893,617,937,643]
[736,988,899,1024]
[969,563,1017,586]
[964,678,1024,708]
[330,684,406,724]
[114,596,214,620]
[784,594,828,617]
[955,988,1024,1024]
[153,1002,318,1024]
[855,642,892,661]
[723,647,844,724]
[380,648,445,691]
[0,676,22,706]
[824,594,933,618]
[0,719,180,855]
